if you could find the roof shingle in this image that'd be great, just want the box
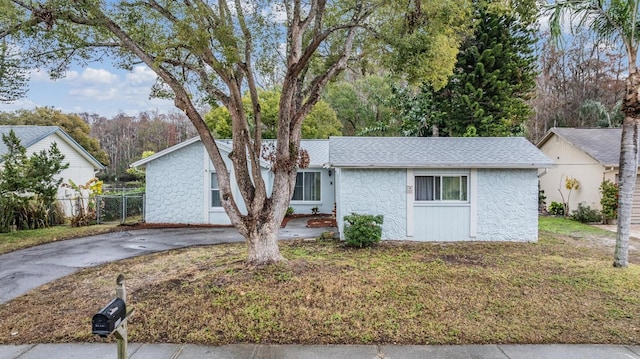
[329,136,554,168]
[541,128,621,166]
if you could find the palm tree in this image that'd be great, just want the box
[547,0,640,267]
[579,99,623,128]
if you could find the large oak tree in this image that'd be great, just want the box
[3,0,468,265]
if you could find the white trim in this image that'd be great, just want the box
[291,170,322,203]
[203,146,209,222]
[406,168,414,238]
[470,169,478,237]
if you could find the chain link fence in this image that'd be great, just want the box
[96,192,145,225]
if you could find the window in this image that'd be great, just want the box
[211,172,221,207]
[415,175,468,201]
[292,171,321,201]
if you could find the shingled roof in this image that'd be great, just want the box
[329,136,554,168]
[0,125,104,169]
[537,128,621,167]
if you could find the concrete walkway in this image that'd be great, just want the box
[1,343,639,359]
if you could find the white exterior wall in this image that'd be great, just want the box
[408,168,473,241]
[27,133,101,215]
[289,168,335,215]
[336,168,407,240]
[145,141,205,224]
[476,169,538,242]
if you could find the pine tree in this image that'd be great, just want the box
[438,1,537,137]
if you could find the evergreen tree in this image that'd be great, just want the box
[383,1,537,138]
[439,2,536,137]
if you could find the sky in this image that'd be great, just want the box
[0,6,569,119]
[0,61,177,118]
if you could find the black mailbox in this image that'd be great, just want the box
[92,298,126,336]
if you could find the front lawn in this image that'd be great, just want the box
[0,217,638,345]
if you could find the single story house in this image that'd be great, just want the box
[133,136,553,242]
[130,139,333,225]
[329,137,554,242]
[537,128,635,221]
[0,125,105,213]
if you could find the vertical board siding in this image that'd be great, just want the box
[413,205,471,241]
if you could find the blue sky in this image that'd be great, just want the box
[0,62,176,117]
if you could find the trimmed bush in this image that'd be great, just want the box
[343,213,383,248]
[570,203,601,223]
[549,201,565,216]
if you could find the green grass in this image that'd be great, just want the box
[1,227,639,346]
[0,224,121,255]
[539,216,614,237]
[1,216,638,346]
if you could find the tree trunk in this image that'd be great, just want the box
[245,220,286,266]
[614,71,640,268]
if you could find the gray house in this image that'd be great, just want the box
[133,136,553,242]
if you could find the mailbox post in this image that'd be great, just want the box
[92,274,133,359]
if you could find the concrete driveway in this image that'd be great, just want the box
[0,218,334,304]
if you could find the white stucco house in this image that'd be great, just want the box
[0,125,105,212]
[130,138,334,225]
[329,137,554,242]
[132,135,553,242]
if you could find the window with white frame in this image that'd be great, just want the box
[415,175,468,201]
[292,171,321,202]
[211,172,221,207]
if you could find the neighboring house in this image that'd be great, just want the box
[329,137,553,242]
[134,135,553,242]
[130,139,333,225]
[537,128,631,220]
[0,125,105,213]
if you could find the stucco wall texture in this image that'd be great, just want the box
[337,168,407,240]
[476,169,539,242]
[145,142,204,224]
[337,168,539,242]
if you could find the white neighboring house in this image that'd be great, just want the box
[0,126,105,214]
[133,135,554,242]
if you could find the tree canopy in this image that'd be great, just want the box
[0,107,109,165]
[547,0,640,268]
[2,0,472,265]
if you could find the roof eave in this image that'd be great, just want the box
[329,163,556,169]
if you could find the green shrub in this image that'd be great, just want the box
[570,203,601,223]
[343,213,383,248]
[599,179,618,221]
[549,201,565,216]
[286,206,294,217]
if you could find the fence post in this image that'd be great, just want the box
[121,191,126,224]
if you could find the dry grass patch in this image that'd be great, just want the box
[1,229,640,345]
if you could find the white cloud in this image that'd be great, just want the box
[79,68,119,85]
[28,68,81,83]
[126,65,157,85]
